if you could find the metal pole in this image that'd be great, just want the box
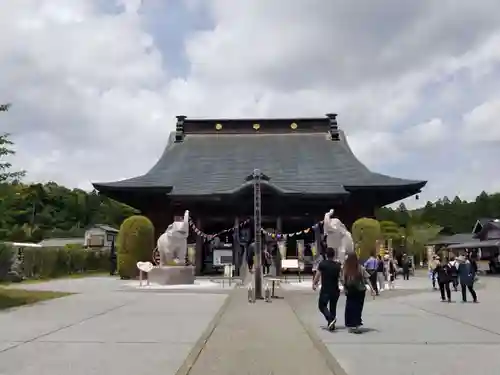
[253,169,263,299]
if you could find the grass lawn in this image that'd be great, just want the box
[0,271,110,286]
[0,287,72,310]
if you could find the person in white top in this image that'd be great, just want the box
[448,256,459,291]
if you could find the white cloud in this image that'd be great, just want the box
[1,0,500,207]
[462,98,500,142]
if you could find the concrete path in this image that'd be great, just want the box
[0,278,230,375]
[184,287,335,375]
[3,274,500,375]
[289,275,500,375]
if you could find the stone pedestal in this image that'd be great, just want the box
[148,266,195,285]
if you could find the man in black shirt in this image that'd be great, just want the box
[313,247,342,331]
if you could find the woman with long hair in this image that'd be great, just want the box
[343,252,373,333]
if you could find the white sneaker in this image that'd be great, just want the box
[328,318,337,331]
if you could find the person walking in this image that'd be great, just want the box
[363,252,379,295]
[376,255,385,292]
[448,255,459,291]
[109,238,117,276]
[433,256,452,302]
[429,254,439,290]
[246,240,255,273]
[343,252,374,333]
[313,247,342,331]
[457,255,478,303]
[402,254,410,280]
[263,244,271,275]
[384,255,396,289]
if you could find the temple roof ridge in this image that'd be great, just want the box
[92,114,426,205]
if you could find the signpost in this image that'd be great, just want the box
[152,247,160,265]
[253,168,263,299]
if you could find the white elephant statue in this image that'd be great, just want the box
[323,209,354,264]
[157,210,190,266]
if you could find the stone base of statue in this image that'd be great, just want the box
[148,266,195,285]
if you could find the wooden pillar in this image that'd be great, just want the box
[195,217,204,276]
[314,217,322,261]
[275,216,283,276]
[276,216,283,233]
[145,206,172,242]
[233,217,241,276]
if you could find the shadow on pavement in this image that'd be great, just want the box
[321,326,379,334]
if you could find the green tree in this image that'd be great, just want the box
[0,104,26,183]
[352,218,381,259]
[379,191,500,234]
[405,223,442,262]
[379,220,405,249]
[0,181,138,242]
[396,202,410,226]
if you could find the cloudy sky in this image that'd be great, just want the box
[1,0,500,209]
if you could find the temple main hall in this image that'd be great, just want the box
[93,114,426,274]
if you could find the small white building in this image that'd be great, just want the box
[84,224,119,248]
[38,238,85,248]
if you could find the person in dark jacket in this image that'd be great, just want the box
[401,254,410,280]
[376,255,385,291]
[313,247,342,331]
[109,238,117,276]
[433,257,452,302]
[457,255,478,303]
[247,241,255,272]
[467,252,478,276]
[263,243,271,275]
[448,255,459,291]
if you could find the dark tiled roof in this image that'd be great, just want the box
[473,217,500,234]
[91,224,119,233]
[93,129,426,197]
[448,239,500,249]
[474,219,500,238]
[427,233,475,245]
[478,217,498,226]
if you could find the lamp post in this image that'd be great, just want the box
[253,168,263,299]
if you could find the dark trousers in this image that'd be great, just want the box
[263,263,270,275]
[461,283,477,302]
[345,289,366,328]
[367,270,378,294]
[439,281,451,301]
[403,269,410,280]
[318,290,339,324]
[109,255,117,276]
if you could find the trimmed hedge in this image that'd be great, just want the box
[0,244,110,281]
[117,215,155,279]
[0,243,15,281]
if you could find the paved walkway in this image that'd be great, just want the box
[289,276,500,375]
[3,275,500,374]
[184,287,335,375]
[0,279,230,375]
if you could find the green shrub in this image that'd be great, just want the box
[117,215,154,279]
[352,218,382,260]
[20,246,110,279]
[0,243,15,281]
